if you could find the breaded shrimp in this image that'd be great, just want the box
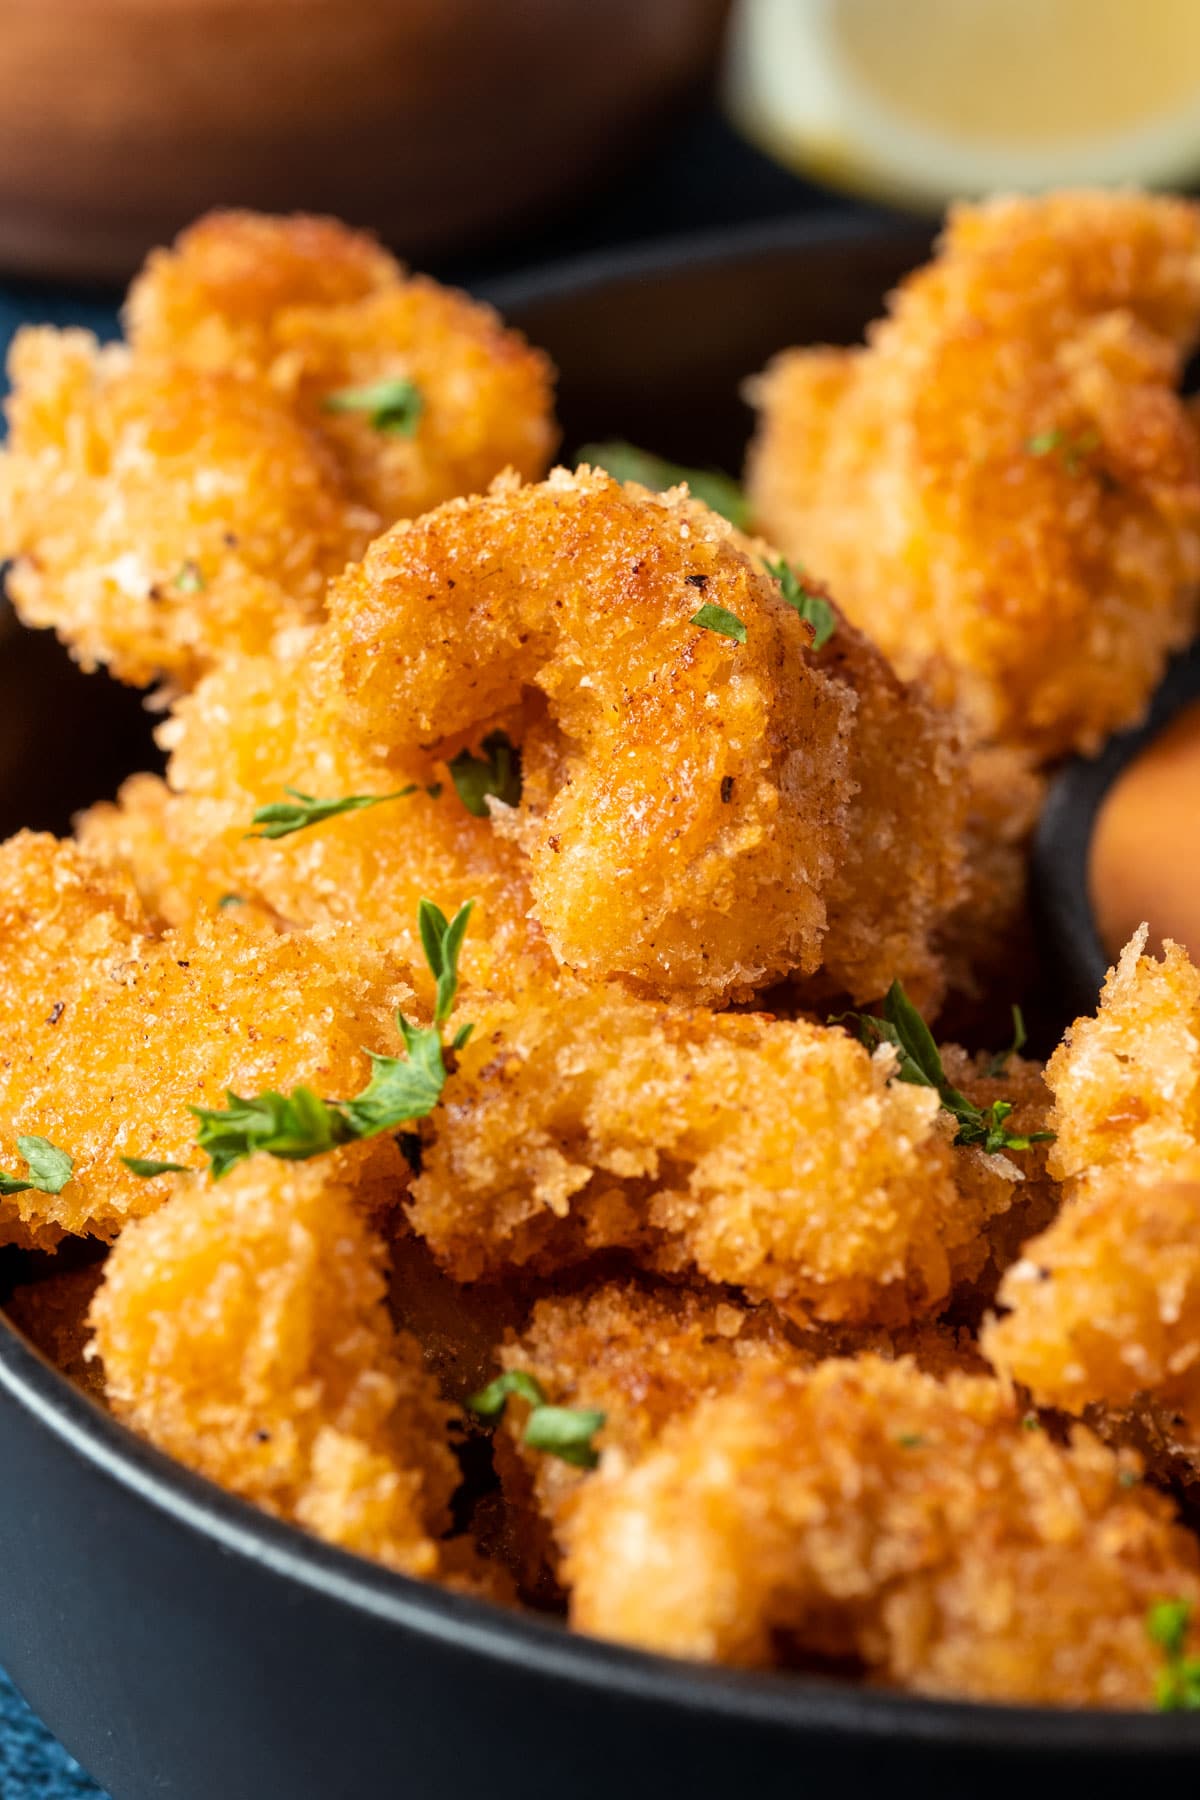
[564,1355,1200,1706]
[405,981,1049,1325]
[746,191,1200,760]
[0,210,556,687]
[490,1279,986,1575]
[316,465,968,1004]
[984,1150,1200,1432]
[0,832,412,1246]
[1045,926,1200,1185]
[89,1158,460,1577]
[77,647,551,1001]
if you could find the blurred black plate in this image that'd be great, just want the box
[6,216,1200,1800]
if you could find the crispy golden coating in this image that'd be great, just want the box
[406,982,1047,1325]
[0,832,410,1246]
[746,191,1200,760]
[491,1279,986,1570]
[564,1354,1200,1704]
[316,465,968,1004]
[794,594,967,1012]
[78,647,551,1001]
[5,1260,106,1398]
[985,1153,1200,1432]
[1046,927,1200,1185]
[89,1158,459,1576]
[0,210,556,687]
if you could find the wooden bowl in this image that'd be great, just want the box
[0,0,731,280]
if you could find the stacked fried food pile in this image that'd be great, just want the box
[4,197,1200,1710]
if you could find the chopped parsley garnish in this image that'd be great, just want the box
[897,1432,925,1449]
[247,784,418,841]
[576,440,749,528]
[216,893,245,910]
[322,376,423,437]
[1148,1599,1200,1710]
[691,602,747,645]
[985,1004,1028,1078]
[0,1135,73,1197]
[122,1156,192,1178]
[467,1368,606,1470]
[836,981,1055,1155]
[448,731,521,818]
[191,899,473,1180]
[765,556,836,651]
[1025,427,1100,474]
[174,560,206,593]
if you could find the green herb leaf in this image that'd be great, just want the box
[191,899,474,1178]
[322,376,423,437]
[524,1404,606,1469]
[192,1085,349,1180]
[216,893,245,910]
[447,733,521,818]
[1148,1599,1200,1710]
[122,1156,192,1178]
[985,1004,1028,1078]
[466,1369,548,1420]
[174,559,206,593]
[897,1432,925,1449]
[764,556,837,651]
[576,440,749,527]
[0,1134,74,1197]
[836,981,1055,1156]
[691,603,746,645]
[247,784,417,841]
[1026,427,1101,475]
[339,1024,446,1139]
[466,1368,606,1468]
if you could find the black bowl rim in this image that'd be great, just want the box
[1034,640,1200,1013]
[5,212,1200,1758]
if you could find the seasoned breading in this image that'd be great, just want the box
[406,982,1048,1325]
[564,1355,1200,1705]
[746,191,1200,760]
[490,1279,986,1572]
[0,832,411,1246]
[0,210,556,687]
[316,466,968,1004]
[77,648,551,1002]
[1046,926,1200,1185]
[984,1151,1200,1432]
[89,1158,460,1576]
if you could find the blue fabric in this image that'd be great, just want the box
[0,1669,107,1796]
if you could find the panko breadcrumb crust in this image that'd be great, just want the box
[4,198,1200,1711]
[565,1355,1200,1707]
[90,1158,461,1578]
[746,190,1200,761]
[0,210,556,686]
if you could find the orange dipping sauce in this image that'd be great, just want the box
[1091,699,1200,963]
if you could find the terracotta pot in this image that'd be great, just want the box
[0,0,731,280]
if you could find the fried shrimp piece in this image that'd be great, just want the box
[564,1355,1200,1704]
[489,1279,986,1577]
[77,647,551,1000]
[125,210,557,528]
[0,331,370,686]
[0,832,412,1247]
[746,191,1200,760]
[790,593,967,1012]
[984,1151,1200,1431]
[1045,926,1200,1185]
[89,1158,460,1576]
[0,211,556,688]
[406,982,1045,1325]
[317,464,967,1004]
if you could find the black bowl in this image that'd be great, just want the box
[1034,641,1200,1021]
[4,216,1200,1800]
